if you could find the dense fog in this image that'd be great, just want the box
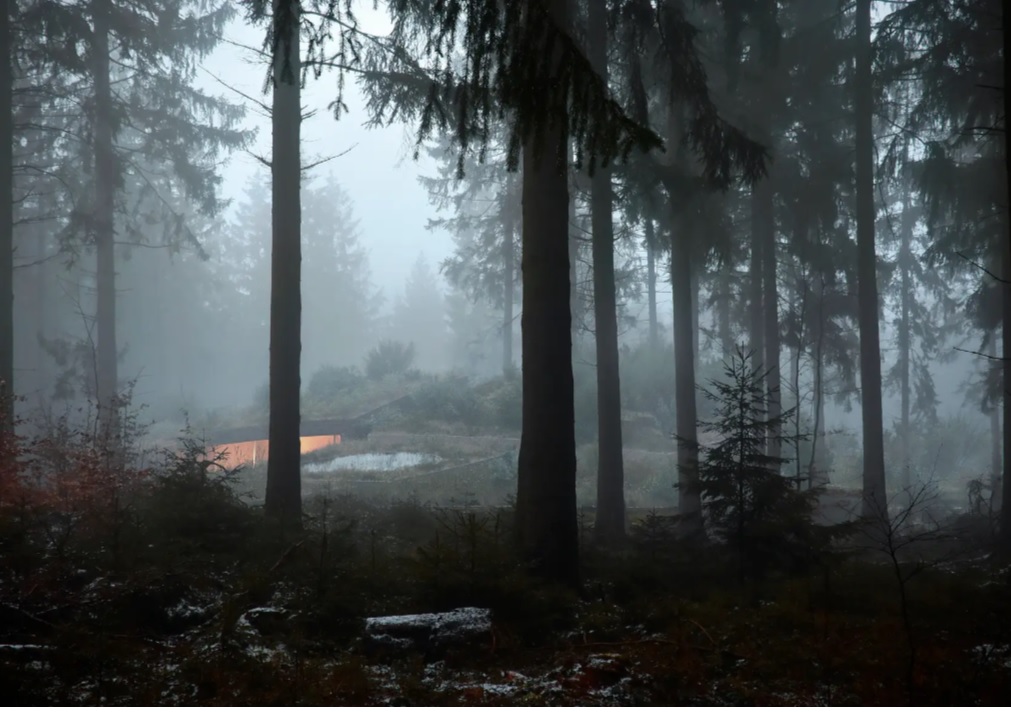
[9,3,998,486]
[3,0,1011,704]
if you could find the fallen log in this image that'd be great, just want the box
[364,607,492,657]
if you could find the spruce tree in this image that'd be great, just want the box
[694,347,813,582]
[27,0,247,438]
[264,0,303,525]
[421,134,519,376]
[587,0,626,546]
[0,0,11,430]
[878,0,1004,523]
[855,0,887,515]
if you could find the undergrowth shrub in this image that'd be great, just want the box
[143,427,258,562]
[691,349,828,582]
[408,374,483,425]
[475,373,521,431]
[7,397,153,570]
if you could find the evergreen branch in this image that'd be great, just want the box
[953,346,1005,362]
[956,251,1007,284]
[200,66,272,116]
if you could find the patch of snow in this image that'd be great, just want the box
[246,606,284,615]
[971,643,1011,668]
[304,451,441,474]
[167,599,209,620]
[243,643,286,662]
[478,682,519,696]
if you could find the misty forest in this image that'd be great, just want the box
[3,0,1011,705]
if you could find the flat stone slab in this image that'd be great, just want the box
[364,607,492,656]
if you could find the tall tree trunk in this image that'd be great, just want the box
[791,340,802,486]
[989,339,1002,498]
[645,218,658,350]
[667,109,701,530]
[809,283,826,487]
[898,194,914,493]
[855,0,887,516]
[757,176,781,469]
[718,265,733,357]
[1002,230,1011,543]
[502,175,516,375]
[515,0,579,586]
[1001,0,1011,550]
[0,0,12,430]
[588,0,625,545]
[568,148,580,339]
[690,260,700,363]
[93,0,118,438]
[1002,0,1011,540]
[671,218,701,527]
[264,0,302,525]
[748,187,765,385]
[34,251,52,397]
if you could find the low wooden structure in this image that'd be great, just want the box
[206,418,372,469]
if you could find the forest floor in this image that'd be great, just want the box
[3,420,1007,705]
[2,491,1010,706]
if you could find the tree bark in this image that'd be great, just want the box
[748,187,765,388]
[671,216,701,527]
[690,259,700,363]
[587,0,625,545]
[791,339,802,486]
[568,152,580,338]
[898,193,914,494]
[1002,232,1011,541]
[264,0,302,525]
[809,279,827,486]
[645,218,658,350]
[93,0,118,438]
[757,176,781,469]
[989,339,1001,498]
[855,0,887,516]
[718,264,733,357]
[1000,0,1011,549]
[515,0,579,586]
[666,108,701,530]
[502,174,516,375]
[0,0,12,430]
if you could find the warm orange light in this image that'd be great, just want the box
[210,433,341,469]
[299,434,341,454]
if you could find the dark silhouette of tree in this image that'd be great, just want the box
[91,0,116,437]
[587,0,625,546]
[877,0,1004,526]
[360,0,764,581]
[1003,0,1011,545]
[0,0,11,430]
[855,0,886,516]
[368,0,667,585]
[264,0,303,525]
[692,347,812,582]
[513,0,581,586]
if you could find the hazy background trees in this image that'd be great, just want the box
[4,0,1010,566]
